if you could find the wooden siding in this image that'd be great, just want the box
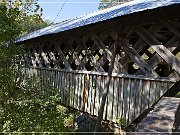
[24,67,176,126]
[22,19,180,79]
[19,10,180,127]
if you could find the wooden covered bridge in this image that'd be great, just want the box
[17,0,180,126]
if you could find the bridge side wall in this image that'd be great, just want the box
[20,7,180,125]
[23,67,175,125]
[22,18,180,78]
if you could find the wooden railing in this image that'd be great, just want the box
[24,67,177,126]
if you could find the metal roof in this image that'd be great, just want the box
[17,0,180,43]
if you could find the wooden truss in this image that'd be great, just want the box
[23,20,180,78]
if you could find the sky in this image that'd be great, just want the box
[39,0,100,23]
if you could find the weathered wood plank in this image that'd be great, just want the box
[110,77,114,122]
[156,81,161,101]
[150,81,156,105]
[145,80,150,109]
[117,78,124,120]
[165,22,180,37]
[113,77,118,122]
[80,74,84,110]
[133,79,139,120]
[136,36,178,75]
[56,70,61,101]
[26,67,175,126]
[106,81,111,120]
[91,34,126,73]
[89,75,93,114]
[72,73,75,108]
[135,27,180,76]
[127,78,132,125]
[69,73,72,107]
[86,74,91,113]
[39,45,51,68]
[103,76,107,120]
[78,74,81,110]
[74,73,78,109]
[32,66,178,82]
[59,71,63,103]
[138,79,143,115]
[161,81,168,97]
[68,72,71,106]
[91,74,95,115]
[128,79,134,125]
[95,75,99,115]
[121,40,159,77]
[67,40,87,70]
[154,81,158,103]
[53,41,73,70]
[112,24,162,68]
[123,78,129,125]
[82,74,87,111]
[64,72,68,105]
[93,75,98,116]
[76,38,105,72]
[62,72,65,104]
[95,75,101,116]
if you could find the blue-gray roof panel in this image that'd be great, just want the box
[17,0,180,42]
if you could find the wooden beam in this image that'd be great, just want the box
[111,24,163,68]
[111,25,162,76]
[94,30,119,133]
[76,37,105,72]
[136,36,178,75]
[53,41,73,71]
[92,32,121,73]
[165,22,180,37]
[163,81,180,97]
[171,21,180,30]
[66,39,87,70]
[121,40,159,77]
[91,34,126,73]
[135,27,180,76]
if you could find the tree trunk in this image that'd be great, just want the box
[94,32,121,133]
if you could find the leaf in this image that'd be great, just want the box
[34,4,40,13]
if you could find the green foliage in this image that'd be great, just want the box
[1,75,77,132]
[0,0,51,38]
[98,0,132,10]
[0,0,68,133]
[175,91,180,98]
[115,117,125,126]
[21,16,51,34]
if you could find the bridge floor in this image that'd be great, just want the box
[136,97,180,133]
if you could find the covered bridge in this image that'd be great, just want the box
[17,0,180,126]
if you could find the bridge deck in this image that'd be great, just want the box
[136,97,180,133]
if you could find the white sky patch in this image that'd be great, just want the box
[42,15,52,21]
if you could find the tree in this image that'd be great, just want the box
[21,16,51,34]
[0,0,62,132]
[98,0,132,10]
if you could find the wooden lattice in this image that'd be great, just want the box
[20,17,180,126]
[24,20,180,78]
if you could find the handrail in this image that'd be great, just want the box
[24,66,179,82]
[21,66,177,126]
